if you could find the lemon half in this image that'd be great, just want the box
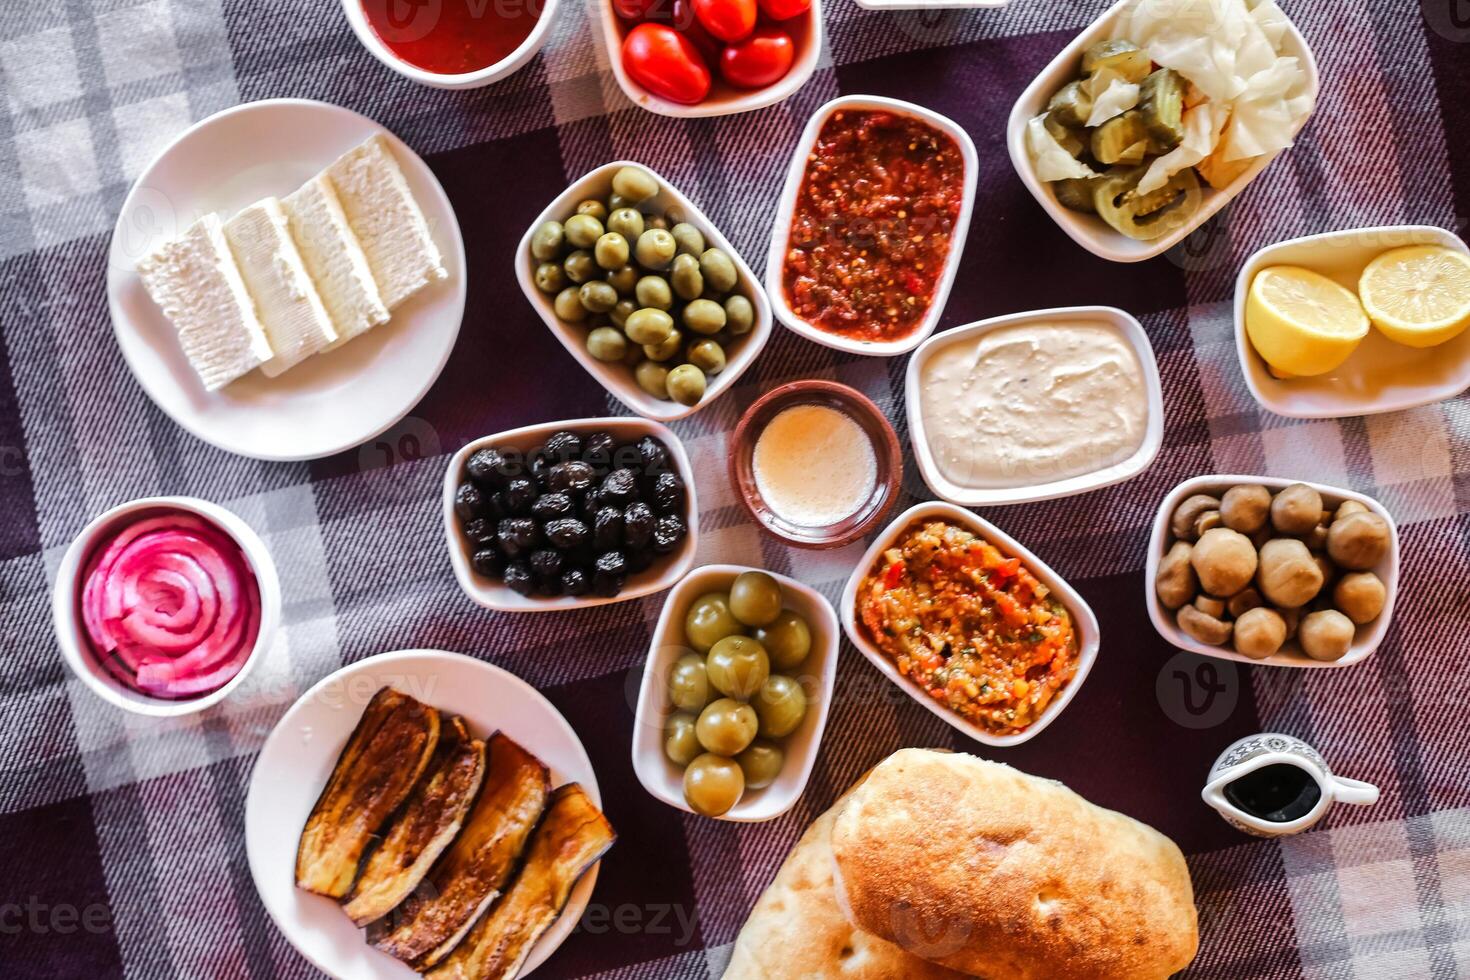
[1246,266,1370,377]
[1359,245,1470,348]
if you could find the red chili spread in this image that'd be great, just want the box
[362,0,541,75]
[782,110,965,343]
[855,521,1079,736]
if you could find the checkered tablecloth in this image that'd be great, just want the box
[3,0,1469,977]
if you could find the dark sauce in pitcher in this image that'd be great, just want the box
[1224,763,1322,823]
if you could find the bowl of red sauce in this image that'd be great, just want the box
[344,0,558,89]
[51,497,281,717]
[766,96,978,356]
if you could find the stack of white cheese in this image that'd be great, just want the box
[136,134,449,391]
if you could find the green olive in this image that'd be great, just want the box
[754,674,807,738]
[635,229,678,270]
[594,232,630,270]
[564,213,604,249]
[606,264,638,295]
[607,207,645,240]
[624,308,674,346]
[562,249,597,284]
[586,326,626,362]
[607,192,631,211]
[683,753,744,816]
[643,327,682,362]
[669,252,703,301]
[575,198,608,221]
[666,364,706,406]
[530,220,564,261]
[610,298,637,329]
[667,652,711,712]
[695,698,758,756]
[665,711,701,767]
[724,294,754,336]
[682,298,726,336]
[685,592,743,652]
[736,739,784,789]
[706,635,770,701]
[579,280,618,314]
[612,165,660,203]
[700,247,738,293]
[687,339,726,375]
[635,359,670,399]
[671,222,705,257]
[533,262,565,294]
[729,571,782,627]
[553,287,586,323]
[646,213,669,231]
[752,610,812,671]
[635,275,673,311]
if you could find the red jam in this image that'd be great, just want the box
[361,0,542,75]
[782,110,965,343]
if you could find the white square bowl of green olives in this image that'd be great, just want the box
[1004,0,1319,263]
[631,565,839,822]
[517,162,772,421]
[1145,475,1400,669]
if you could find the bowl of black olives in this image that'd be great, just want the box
[631,565,838,821]
[444,418,697,611]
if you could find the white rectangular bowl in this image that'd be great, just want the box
[1006,0,1319,263]
[765,95,979,357]
[597,1,823,118]
[1145,475,1399,668]
[516,161,771,421]
[632,564,839,822]
[839,501,1100,747]
[904,305,1164,506]
[1235,224,1470,418]
[443,417,698,612]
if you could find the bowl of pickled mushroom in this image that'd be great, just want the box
[631,565,838,821]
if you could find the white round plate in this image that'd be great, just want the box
[245,649,601,979]
[106,98,467,461]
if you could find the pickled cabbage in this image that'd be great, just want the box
[1027,115,1098,182]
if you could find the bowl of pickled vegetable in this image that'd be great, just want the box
[632,565,838,821]
[517,162,772,421]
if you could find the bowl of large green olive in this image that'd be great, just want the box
[632,564,838,821]
[517,162,772,421]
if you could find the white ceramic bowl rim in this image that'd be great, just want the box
[341,0,561,87]
[904,305,1164,506]
[839,501,1101,747]
[766,95,980,357]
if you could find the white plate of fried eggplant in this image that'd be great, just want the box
[246,649,614,979]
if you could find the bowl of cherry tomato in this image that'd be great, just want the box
[601,0,822,116]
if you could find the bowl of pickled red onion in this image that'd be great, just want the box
[51,496,281,717]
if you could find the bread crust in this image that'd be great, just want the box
[829,749,1198,980]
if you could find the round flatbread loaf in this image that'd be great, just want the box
[829,749,1198,980]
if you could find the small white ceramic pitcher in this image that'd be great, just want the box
[1203,733,1379,837]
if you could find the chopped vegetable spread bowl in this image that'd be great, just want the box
[840,501,1100,747]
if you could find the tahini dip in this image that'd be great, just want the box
[918,320,1147,488]
[753,404,876,527]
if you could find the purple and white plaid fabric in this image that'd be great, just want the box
[2,0,1469,977]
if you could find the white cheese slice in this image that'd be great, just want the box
[281,174,389,345]
[135,214,273,391]
[323,133,448,311]
[224,198,339,378]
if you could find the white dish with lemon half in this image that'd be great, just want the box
[1234,225,1470,419]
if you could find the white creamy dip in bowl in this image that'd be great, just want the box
[905,306,1164,506]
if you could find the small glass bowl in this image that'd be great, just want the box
[728,380,902,549]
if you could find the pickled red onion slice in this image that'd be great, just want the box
[80,511,261,700]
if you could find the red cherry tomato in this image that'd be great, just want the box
[692,0,757,43]
[622,23,712,104]
[612,0,661,20]
[757,0,809,19]
[719,26,794,88]
[671,0,722,63]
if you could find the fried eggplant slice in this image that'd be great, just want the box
[295,687,441,898]
[342,716,487,925]
[370,733,550,968]
[425,783,616,980]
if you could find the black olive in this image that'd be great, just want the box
[547,460,596,494]
[542,430,583,462]
[504,478,537,514]
[528,450,550,487]
[593,551,628,597]
[466,447,510,489]
[652,513,686,554]
[529,548,564,579]
[454,482,484,522]
[624,548,654,574]
[582,431,617,474]
[624,502,655,550]
[484,491,509,520]
[471,548,504,577]
[462,517,496,547]
[650,471,685,514]
[600,468,639,506]
[504,561,535,596]
[578,488,603,521]
[531,492,573,521]
[544,517,589,551]
[497,517,539,557]
[592,506,623,550]
[561,566,590,596]
[636,435,670,474]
